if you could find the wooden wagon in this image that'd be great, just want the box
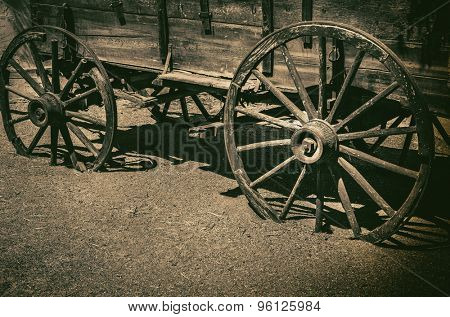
[1,0,449,243]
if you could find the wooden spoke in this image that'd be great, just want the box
[315,166,324,232]
[64,87,99,107]
[67,121,99,157]
[399,133,413,165]
[159,88,175,118]
[340,145,418,179]
[338,126,416,141]
[338,157,396,217]
[50,125,59,166]
[180,97,190,122]
[280,44,317,119]
[8,59,44,95]
[237,139,291,153]
[51,40,60,93]
[399,117,415,165]
[5,85,34,100]
[235,106,300,131]
[340,145,419,179]
[318,37,327,119]
[327,163,361,237]
[9,115,30,125]
[65,111,107,128]
[191,95,211,120]
[334,81,401,131]
[26,125,47,155]
[59,59,87,99]
[28,42,52,91]
[327,50,365,123]
[252,69,307,124]
[162,101,171,117]
[249,155,297,188]
[432,115,450,145]
[280,164,307,220]
[60,123,80,169]
[370,115,406,152]
[10,110,28,116]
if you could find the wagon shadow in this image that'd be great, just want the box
[111,118,449,249]
[378,155,450,250]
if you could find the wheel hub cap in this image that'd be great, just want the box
[291,120,338,164]
[28,93,64,127]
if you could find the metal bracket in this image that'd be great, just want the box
[330,38,345,93]
[199,0,213,35]
[110,0,127,26]
[59,4,77,61]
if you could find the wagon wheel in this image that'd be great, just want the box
[0,25,116,171]
[224,21,434,243]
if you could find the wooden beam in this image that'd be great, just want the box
[301,0,313,48]
[157,0,169,64]
[261,0,274,76]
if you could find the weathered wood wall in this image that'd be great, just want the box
[1,0,448,111]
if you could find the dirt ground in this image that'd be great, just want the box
[0,97,449,297]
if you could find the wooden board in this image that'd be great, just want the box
[19,0,450,110]
[35,0,446,41]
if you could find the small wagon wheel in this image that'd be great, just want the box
[0,25,116,171]
[224,21,434,243]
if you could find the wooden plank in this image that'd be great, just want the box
[35,0,263,26]
[273,0,411,40]
[35,4,448,79]
[32,2,448,106]
[35,0,449,44]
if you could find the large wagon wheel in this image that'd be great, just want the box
[224,21,434,243]
[0,26,116,171]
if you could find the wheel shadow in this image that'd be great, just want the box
[87,98,449,248]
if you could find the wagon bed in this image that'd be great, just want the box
[23,0,448,114]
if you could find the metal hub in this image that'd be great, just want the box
[291,120,338,164]
[28,93,64,127]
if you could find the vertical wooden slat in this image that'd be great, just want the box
[199,0,213,35]
[157,0,170,64]
[318,36,327,119]
[261,0,274,76]
[302,0,313,49]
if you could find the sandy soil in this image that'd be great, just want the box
[0,97,449,297]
